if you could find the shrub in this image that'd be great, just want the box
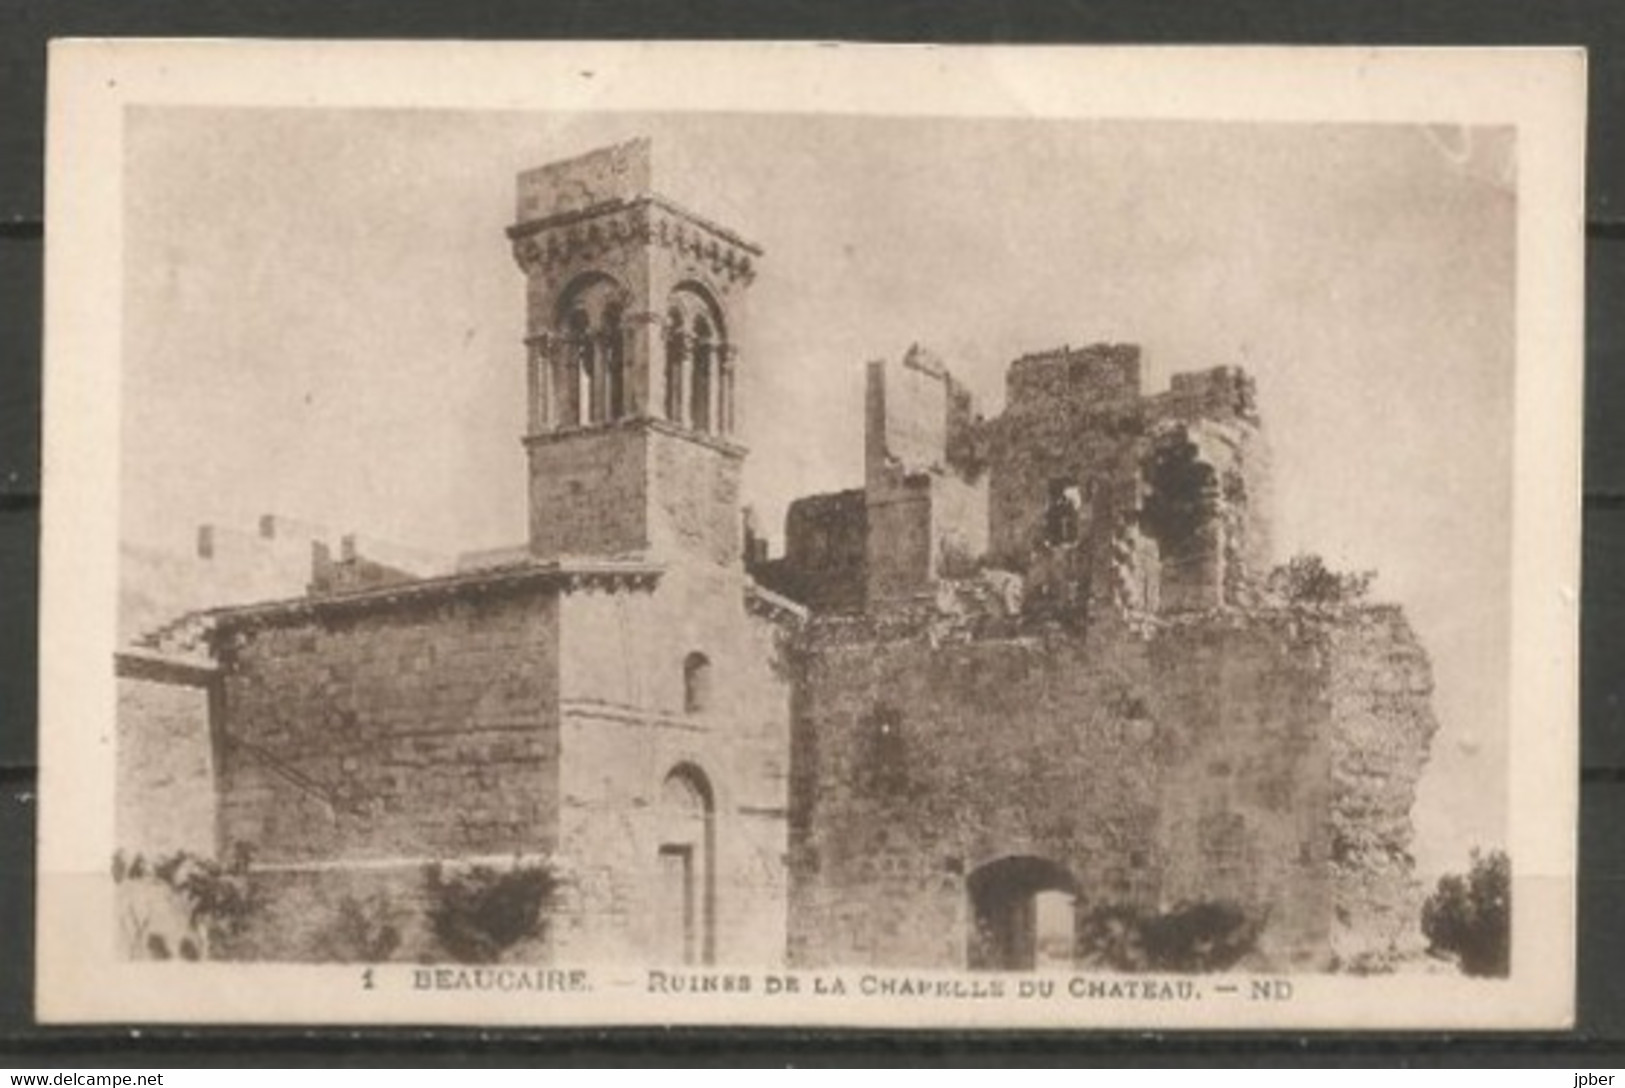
[112,844,262,959]
[1421,848,1510,978]
[1265,553,1374,606]
[423,859,561,964]
[1078,900,1266,973]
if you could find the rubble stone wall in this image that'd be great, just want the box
[526,425,651,560]
[755,489,867,613]
[789,605,1436,972]
[552,561,793,966]
[215,589,562,866]
[863,353,988,605]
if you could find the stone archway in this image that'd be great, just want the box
[967,856,1079,971]
[655,763,716,965]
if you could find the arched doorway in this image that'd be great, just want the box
[967,856,1079,971]
[655,763,715,965]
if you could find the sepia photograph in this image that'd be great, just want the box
[36,42,1584,1029]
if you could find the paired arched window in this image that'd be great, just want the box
[552,275,630,428]
[540,276,735,436]
[662,285,733,437]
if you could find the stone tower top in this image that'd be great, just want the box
[509,139,761,283]
[516,138,655,220]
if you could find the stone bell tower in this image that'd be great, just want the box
[507,139,761,567]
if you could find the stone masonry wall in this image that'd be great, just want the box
[648,425,745,568]
[116,679,215,857]
[527,425,651,559]
[790,618,1165,969]
[754,489,867,613]
[789,604,1435,972]
[987,346,1150,579]
[1149,615,1340,970]
[117,520,341,860]
[527,423,743,568]
[215,588,561,867]
[863,352,987,605]
[987,346,1270,615]
[552,561,792,966]
[1324,605,1439,968]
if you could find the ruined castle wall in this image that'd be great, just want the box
[1148,616,1340,970]
[864,355,988,604]
[216,589,562,867]
[932,469,989,577]
[769,489,867,612]
[987,352,1272,614]
[1323,605,1439,968]
[789,606,1430,972]
[788,621,1166,969]
[864,471,934,604]
[1145,367,1273,594]
[552,562,791,966]
[987,346,1147,579]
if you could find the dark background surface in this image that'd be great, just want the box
[1,0,1621,1065]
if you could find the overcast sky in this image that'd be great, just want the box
[122,108,1516,877]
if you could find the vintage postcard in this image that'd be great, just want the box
[37,42,1584,1029]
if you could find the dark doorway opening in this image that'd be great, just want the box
[656,764,715,964]
[967,855,1079,971]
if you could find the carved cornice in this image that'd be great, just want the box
[209,558,664,634]
[508,196,760,286]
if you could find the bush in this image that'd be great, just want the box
[1078,900,1266,973]
[1265,553,1374,606]
[1421,848,1510,978]
[423,859,561,964]
[112,845,262,959]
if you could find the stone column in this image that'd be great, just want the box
[558,339,581,427]
[719,344,738,436]
[593,330,613,424]
[524,335,541,435]
[707,345,722,436]
[627,310,662,419]
[526,332,555,432]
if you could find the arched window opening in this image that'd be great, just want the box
[664,308,687,424]
[554,274,628,430]
[602,304,626,421]
[657,764,716,965]
[683,651,712,714]
[664,285,727,436]
[564,308,591,427]
[690,316,714,434]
